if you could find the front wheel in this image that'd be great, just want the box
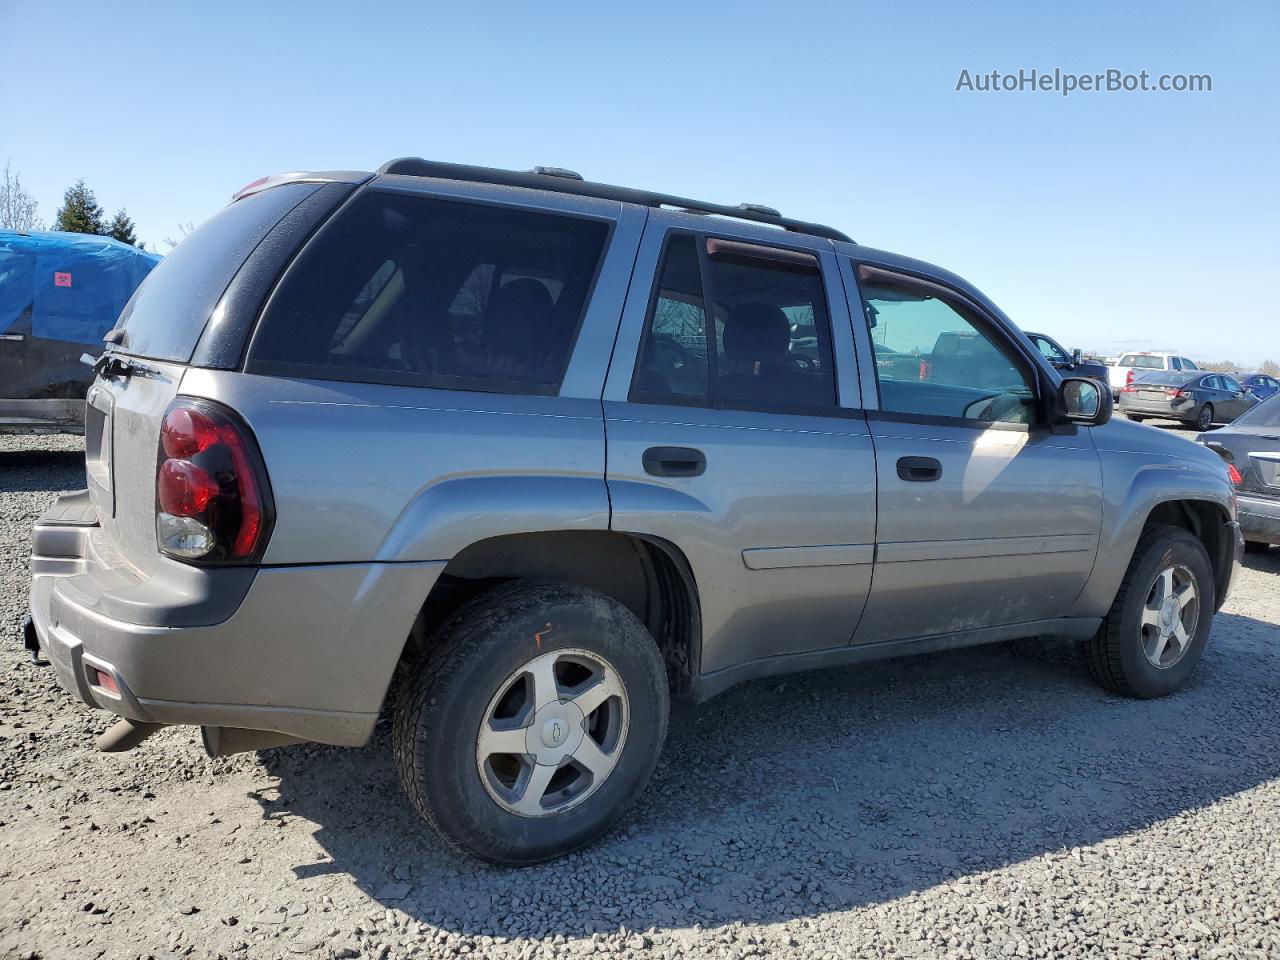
[1195,404,1214,431]
[393,580,669,865]
[1084,525,1214,698]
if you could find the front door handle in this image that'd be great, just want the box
[643,446,706,478]
[897,456,942,482]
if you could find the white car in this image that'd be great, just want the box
[1108,351,1200,396]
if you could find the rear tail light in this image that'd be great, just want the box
[919,359,931,381]
[155,398,273,563]
[1227,462,1244,486]
[1125,370,1136,387]
[1171,388,1189,399]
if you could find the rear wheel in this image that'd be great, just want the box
[1195,404,1214,431]
[1126,414,1146,422]
[393,580,669,865]
[1085,525,1214,698]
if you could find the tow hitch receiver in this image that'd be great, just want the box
[21,615,46,666]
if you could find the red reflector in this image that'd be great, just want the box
[91,669,119,694]
[157,458,220,516]
[1227,463,1243,486]
[162,407,220,459]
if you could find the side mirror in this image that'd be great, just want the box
[1060,377,1111,426]
[1071,348,1083,366]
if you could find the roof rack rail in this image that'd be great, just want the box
[375,158,853,243]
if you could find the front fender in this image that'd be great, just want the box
[1069,450,1234,618]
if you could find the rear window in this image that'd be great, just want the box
[1235,393,1280,427]
[1134,371,1192,386]
[113,183,315,363]
[248,190,610,394]
[1122,354,1164,369]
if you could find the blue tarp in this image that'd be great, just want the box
[0,231,161,344]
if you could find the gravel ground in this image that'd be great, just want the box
[1,428,1278,960]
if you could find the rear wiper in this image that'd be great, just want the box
[79,352,167,382]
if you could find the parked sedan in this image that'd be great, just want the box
[1198,393,1280,551]
[1119,370,1259,430]
[1239,372,1280,401]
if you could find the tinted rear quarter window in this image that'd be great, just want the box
[114,183,316,362]
[249,190,610,394]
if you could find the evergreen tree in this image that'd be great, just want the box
[107,208,138,246]
[53,179,106,234]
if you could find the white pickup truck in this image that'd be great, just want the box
[1108,351,1200,396]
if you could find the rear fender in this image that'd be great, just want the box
[374,475,611,562]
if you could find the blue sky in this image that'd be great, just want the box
[1,0,1276,362]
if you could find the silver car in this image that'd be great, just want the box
[26,160,1243,864]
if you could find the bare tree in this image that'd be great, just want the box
[1261,359,1279,377]
[1198,359,1241,373]
[0,160,44,231]
[163,221,196,252]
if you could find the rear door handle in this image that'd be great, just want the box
[643,446,706,478]
[897,456,942,482]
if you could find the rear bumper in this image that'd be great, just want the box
[1238,493,1280,545]
[27,492,445,746]
[1118,397,1195,419]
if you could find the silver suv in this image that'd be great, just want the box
[25,160,1243,864]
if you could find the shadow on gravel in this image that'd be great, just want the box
[1242,545,1280,573]
[260,607,1280,938]
[0,450,86,492]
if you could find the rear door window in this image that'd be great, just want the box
[249,190,609,394]
[114,183,316,362]
[631,233,837,413]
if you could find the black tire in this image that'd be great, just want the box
[393,580,669,865]
[1084,524,1215,698]
[1244,540,1271,554]
[1126,414,1146,422]
[1195,404,1214,431]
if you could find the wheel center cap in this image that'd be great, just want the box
[1161,599,1178,630]
[542,717,568,747]
[525,701,585,765]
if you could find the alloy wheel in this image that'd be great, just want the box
[1139,563,1199,669]
[475,648,629,817]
